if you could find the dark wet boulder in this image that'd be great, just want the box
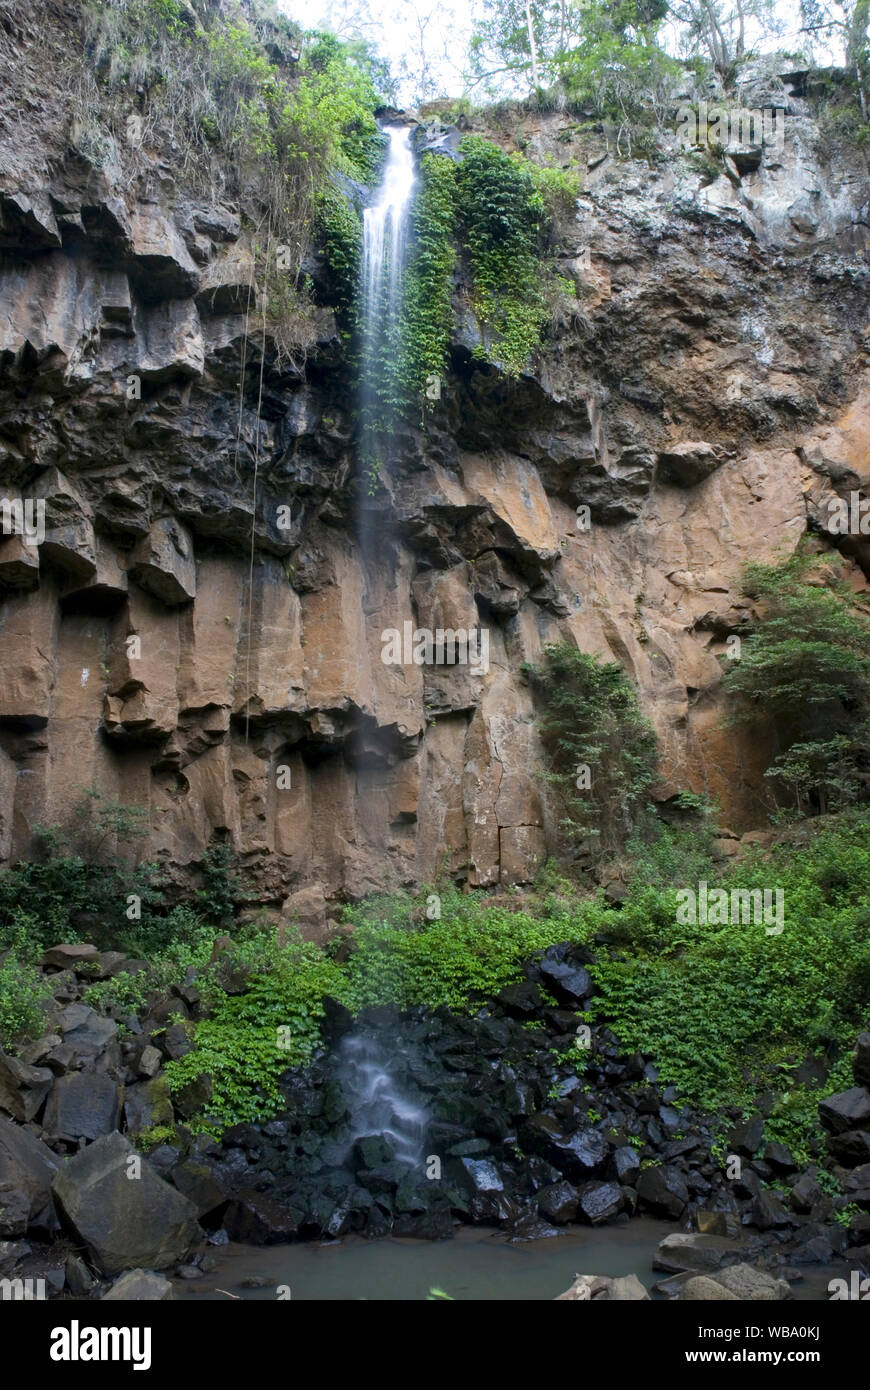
[763,1142,797,1174]
[43,1072,120,1142]
[854,1034,870,1088]
[536,945,594,1007]
[727,1115,764,1155]
[458,1157,505,1193]
[0,1115,59,1238]
[536,1181,579,1224]
[496,981,544,1017]
[843,1163,870,1207]
[222,1191,302,1243]
[579,1180,624,1225]
[828,1130,870,1166]
[519,1113,608,1179]
[750,1189,792,1231]
[611,1145,641,1184]
[51,1132,199,1274]
[636,1164,689,1219]
[819,1087,870,1135]
[169,1160,228,1222]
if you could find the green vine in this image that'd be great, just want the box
[401,152,459,404]
[455,135,549,376]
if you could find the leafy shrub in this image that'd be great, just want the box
[342,887,598,1012]
[0,922,52,1051]
[724,555,870,814]
[590,813,870,1149]
[165,925,348,1131]
[455,135,550,374]
[525,641,659,857]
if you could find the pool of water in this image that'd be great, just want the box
[172,1221,837,1302]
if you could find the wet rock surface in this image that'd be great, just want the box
[1,13,869,902]
[0,935,865,1297]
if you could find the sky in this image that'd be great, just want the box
[277,1,847,106]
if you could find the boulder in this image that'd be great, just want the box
[727,1114,764,1155]
[169,1160,228,1221]
[657,441,722,486]
[819,1087,870,1136]
[750,1189,791,1231]
[51,1132,199,1275]
[42,944,100,970]
[789,1173,821,1212]
[713,1263,792,1300]
[0,1053,53,1123]
[555,1272,649,1300]
[537,948,593,1007]
[43,1073,120,1141]
[828,1130,870,1166]
[678,1275,740,1300]
[124,1077,174,1136]
[636,1164,689,1219]
[653,1232,748,1274]
[0,1115,59,1238]
[102,1268,174,1300]
[579,1180,623,1225]
[536,1181,579,1224]
[222,1191,301,1244]
[855,1034,870,1089]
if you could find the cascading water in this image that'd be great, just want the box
[359,124,416,506]
[337,1031,427,1168]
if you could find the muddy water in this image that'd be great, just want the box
[172,1221,837,1302]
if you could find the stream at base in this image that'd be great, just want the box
[172,1222,838,1302]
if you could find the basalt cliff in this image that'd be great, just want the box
[1,8,869,924]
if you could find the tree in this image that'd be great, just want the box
[667,0,781,80]
[723,557,870,814]
[799,0,869,117]
[526,642,660,857]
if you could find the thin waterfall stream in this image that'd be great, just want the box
[337,1031,428,1169]
[358,124,416,517]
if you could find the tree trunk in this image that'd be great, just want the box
[524,0,540,88]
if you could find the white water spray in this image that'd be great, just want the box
[339,1032,427,1168]
[359,126,416,493]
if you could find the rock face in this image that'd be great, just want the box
[1,13,869,904]
[51,1132,200,1274]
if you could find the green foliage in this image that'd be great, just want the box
[81,3,382,282]
[165,925,348,1131]
[400,153,459,402]
[724,555,870,813]
[455,135,549,374]
[82,969,151,1018]
[318,184,363,327]
[525,641,660,856]
[0,787,160,953]
[590,813,870,1152]
[195,840,243,926]
[136,1123,179,1152]
[0,924,51,1051]
[341,887,596,1012]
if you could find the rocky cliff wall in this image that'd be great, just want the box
[1,14,869,915]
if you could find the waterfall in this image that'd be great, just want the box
[359,124,416,497]
[338,1031,427,1168]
